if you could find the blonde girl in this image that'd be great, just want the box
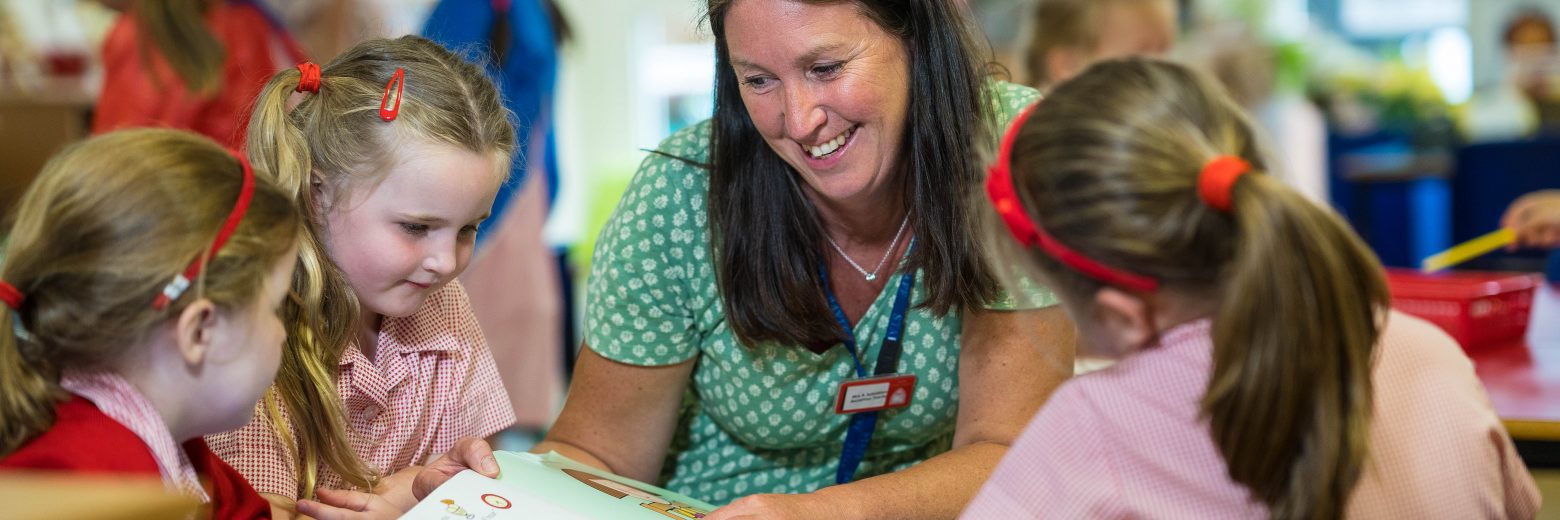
[964,58,1540,519]
[207,35,517,518]
[0,129,300,519]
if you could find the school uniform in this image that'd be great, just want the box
[1,371,271,519]
[92,0,305,149]
[962,311,1541,519]
[208,280,515,497]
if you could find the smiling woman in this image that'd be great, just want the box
[532,1,1077,519]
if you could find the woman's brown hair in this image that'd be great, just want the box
[0,128,300,455]
[245,35,515,496]
[702,0,1000,351]
[999,58,1386,519]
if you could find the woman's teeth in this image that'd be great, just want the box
[808,127,855,159]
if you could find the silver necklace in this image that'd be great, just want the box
[825,213,911,282]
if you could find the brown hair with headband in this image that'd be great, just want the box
[245,35,515,496]
[0,128,300,455]
[992,58,1387,519]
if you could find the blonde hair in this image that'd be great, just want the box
[245,35,515,497]
[999,58,1385,519]
[0,129,300,455]
[133,0,224,95]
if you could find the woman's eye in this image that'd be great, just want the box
[400,222,429,235]
[458,225,479,239]
[741,75,773,91]
[812,62,843,77]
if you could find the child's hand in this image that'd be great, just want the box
[1502,190,1560,250]
[296,488,404,520]
[413,437,502,500]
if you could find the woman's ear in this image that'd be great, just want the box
[1091,288,1157,351]
[173,298,219,368]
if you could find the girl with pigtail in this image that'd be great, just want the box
[0,129,298,518]
[964,58,1539,519]
[207,35,516,519]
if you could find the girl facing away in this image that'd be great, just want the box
[965,58,1541,519]
[0,129,300,518]
[207,35,517,518]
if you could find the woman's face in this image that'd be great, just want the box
[724,0,911,205]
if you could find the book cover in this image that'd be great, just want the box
[402,451,714,519]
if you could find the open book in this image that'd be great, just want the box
[402,451,715,519]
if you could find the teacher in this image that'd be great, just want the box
[534,1,1074,518]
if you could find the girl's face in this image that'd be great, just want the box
[322,140,503,320]
[724,0,911,206]
[198,250,296,434]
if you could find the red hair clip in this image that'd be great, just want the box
[0,281,23,311]
[985,102,1161,293]
[1197,156,1250,213]
[153,150,255,310]
[380,68,405,122]
[295,62,322,93]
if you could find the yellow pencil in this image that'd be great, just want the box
[1419,228,1517,272]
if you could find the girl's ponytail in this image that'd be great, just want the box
[1206,172,1387,519]
[244,66,376,497]
[0,304,61,455]
[135,0,224,95]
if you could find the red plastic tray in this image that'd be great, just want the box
[1386,268,1542,351]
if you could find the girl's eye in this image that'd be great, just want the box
[458,225,479,239]
[400,223,429,236]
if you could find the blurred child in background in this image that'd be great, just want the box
[1023,0,1176,89]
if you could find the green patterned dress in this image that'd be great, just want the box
[584,82,1054,505]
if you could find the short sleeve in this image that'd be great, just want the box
[207,394,301,498]
[984,82,1057,311]
[449,281,518,439]
[961,383,1126,519]
[584,130,708,366]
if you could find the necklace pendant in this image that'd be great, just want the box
[865,274,877,282]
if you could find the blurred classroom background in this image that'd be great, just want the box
[5,0,1560,516]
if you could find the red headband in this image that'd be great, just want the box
[295,62,322,93]
[152,150,256,310]
[0,281,22,311]
[1198,156,1250,213]
[985,102,1161,293]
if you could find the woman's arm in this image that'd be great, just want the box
[709,305,1075,520]
[531,345,697,481]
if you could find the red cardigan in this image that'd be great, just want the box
[92,1,306,149]
[1,395,272,519]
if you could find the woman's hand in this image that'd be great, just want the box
[1503,190,1560,249]
[704,493,833,520]
[413,437,502,500]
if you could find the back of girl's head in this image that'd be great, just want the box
[244,34,515,496]
[1001,58,1387,519]
[0,128,299,455]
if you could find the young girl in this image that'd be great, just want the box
[0,129,300,519]
[207,35,517,518]
[93,0,306,148]
[965,58,1541,518]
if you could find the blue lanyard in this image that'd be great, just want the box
[822,254,915,484]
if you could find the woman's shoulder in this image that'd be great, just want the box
[990,80,1042,126]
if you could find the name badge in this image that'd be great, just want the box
[834,374,917,414]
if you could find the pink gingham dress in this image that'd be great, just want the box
[208,281,516,497]
[962,311,1540,519]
